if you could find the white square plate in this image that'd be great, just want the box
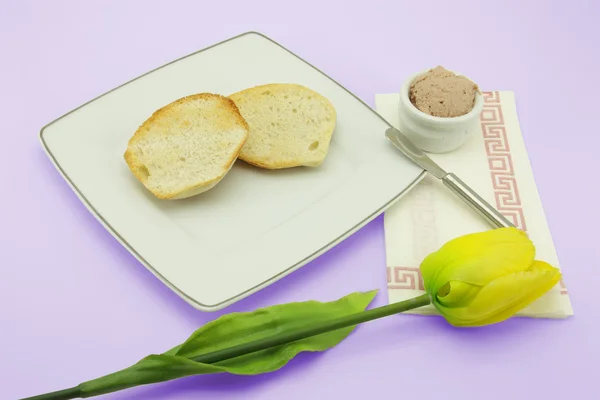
[41,32,425,311]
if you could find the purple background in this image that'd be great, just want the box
[2,1,599,399]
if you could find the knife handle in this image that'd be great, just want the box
[442,173,514,229]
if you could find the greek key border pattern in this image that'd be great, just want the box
[388,91,568,295]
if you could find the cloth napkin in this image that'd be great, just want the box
[375,91,573,318]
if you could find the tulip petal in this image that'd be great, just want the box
[437,281,481,308]
[420,228,534,295]
[435,261,562,327]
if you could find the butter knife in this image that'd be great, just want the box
[385,127,514,229]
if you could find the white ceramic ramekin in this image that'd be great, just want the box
[397,69,483,153]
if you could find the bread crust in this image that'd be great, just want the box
[124,93,249,199]
[229,83,336,169]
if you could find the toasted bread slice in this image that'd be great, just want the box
[124,93,248,200]
[229,84,336,169]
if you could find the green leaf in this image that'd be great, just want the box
[78,290,378,398]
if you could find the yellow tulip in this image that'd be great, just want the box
[419,227,562,327]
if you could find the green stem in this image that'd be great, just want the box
[21,294,430,400]
[20,387,81,400]
[193,293,431,364]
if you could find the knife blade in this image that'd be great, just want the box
[385,127,514,229]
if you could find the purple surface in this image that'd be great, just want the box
[2,1,599,399]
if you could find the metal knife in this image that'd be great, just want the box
[385,127,514,229]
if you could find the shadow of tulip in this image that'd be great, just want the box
[104,350,332,400]
[106,313,440,399]
[423,311,572,354]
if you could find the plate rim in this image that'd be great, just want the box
[39,31,426,311]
